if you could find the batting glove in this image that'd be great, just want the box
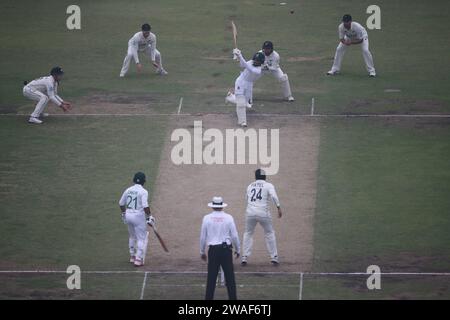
[146,215,156,227]
[232,48,241,56]
[121,212,127,224]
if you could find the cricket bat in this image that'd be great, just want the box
[151,225,169,253]
[231,20,238,60]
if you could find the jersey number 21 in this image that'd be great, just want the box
[126,195,137,209]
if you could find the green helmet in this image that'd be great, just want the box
[252,52,265,64]
[133,172,146,185]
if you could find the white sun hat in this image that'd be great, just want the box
[208,196,228,208]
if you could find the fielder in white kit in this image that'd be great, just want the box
[119,23,168,77]
[260,41,295,101]
[119,172,156,267]
[327,14,376,77]
[226,49,265,127]
[242,169,283,266]
[23,66,72,124]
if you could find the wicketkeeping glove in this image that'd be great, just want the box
[146,215,156,227]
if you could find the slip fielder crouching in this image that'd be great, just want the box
[23,66,72,124]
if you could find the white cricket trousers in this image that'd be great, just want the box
[330,38,375,73]
[23,86,49,118]
[242,215,278,259]
[234,77,253,125]
[263,68,293,98]
[120,47,163,76]
[125,213,147,261]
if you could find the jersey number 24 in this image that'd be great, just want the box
[250,188,262,202]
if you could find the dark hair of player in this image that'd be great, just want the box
[342,14,352,23]
[255,169,266,180]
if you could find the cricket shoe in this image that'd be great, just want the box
[246,103,252,109]
[270,256,279,266]
[369,71,377,77]
[129,256,136,263]
[240,122,247,128]
[119,73,125,78]
[225,91,236,105]
[39,113,49,118]
[287,96,295,102]
[157,69,168,75]
[28,117,43,124]
[241,256,248,266]
[134,259,144,267]
[326,70,339,76]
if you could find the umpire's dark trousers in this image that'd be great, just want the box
[205,243,237,300]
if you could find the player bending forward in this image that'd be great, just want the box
[119,23,168,77]
[226,41,294,106]
[327,14,376,77]
[241,169,283,266]
[119,172,156,267]
[260,41,295,101]
[226,49,265,127]
[23,66,72,124]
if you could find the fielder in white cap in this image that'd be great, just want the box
[200,196,240,300]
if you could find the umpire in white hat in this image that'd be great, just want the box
[200,196,241,300]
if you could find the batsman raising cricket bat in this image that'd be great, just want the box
[224,21,265,127]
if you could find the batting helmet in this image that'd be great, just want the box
[142,23,151,31]
[262,41,274,50]
[255,169,266,180]
[133,172,146,185]
[252,52,265,64]
[50,66,64,76]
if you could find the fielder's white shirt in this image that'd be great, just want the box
[128,31,157,63]
[260,50,281,71]
[25,76,63,106]
[338,21,368,40]
[237,54,263,83]
[246,180,280,217]
[200,211,241,255]
[119,184,149,215]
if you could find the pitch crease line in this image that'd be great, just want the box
[1,113,450,118]
[177,97,183,115]
[1,270,450,276]
[299,272,304,300]
[139,272,148,300]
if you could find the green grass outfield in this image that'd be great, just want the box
[1,0,449,113]
[1,116,449,299]
[0,0,450,299]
